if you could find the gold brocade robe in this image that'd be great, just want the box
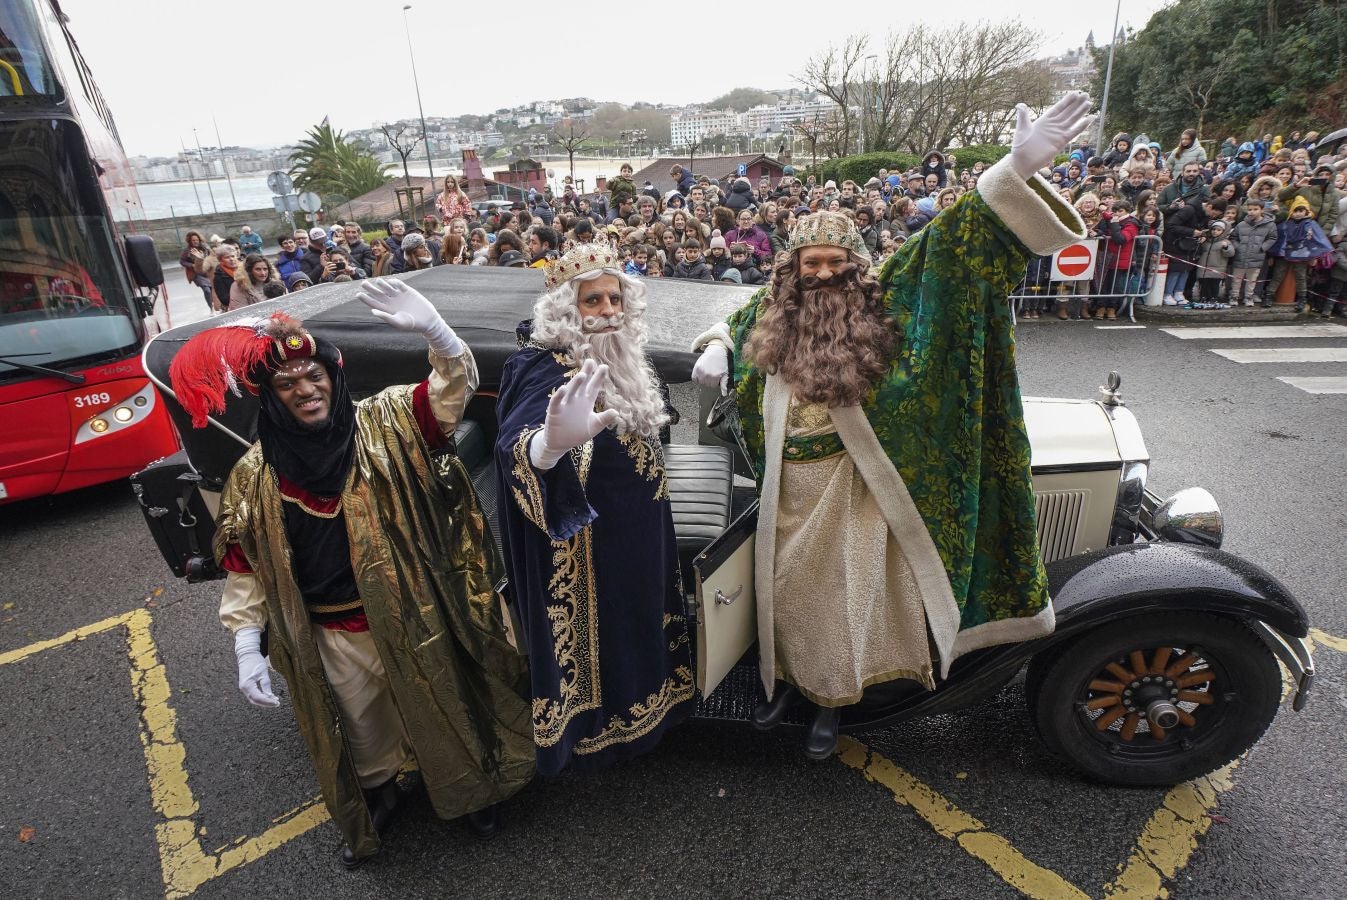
[214,368,535,858]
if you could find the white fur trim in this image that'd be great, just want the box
[691,322,734,353]
[978,158,1087,256]
[950,601,1056,660]
[828,404,962,680]
[754,373,789,697]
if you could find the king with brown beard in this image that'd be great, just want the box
[692,91,1098,759]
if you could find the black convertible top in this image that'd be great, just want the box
[144,265,756,484]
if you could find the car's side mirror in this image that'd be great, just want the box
[124,234,164,288]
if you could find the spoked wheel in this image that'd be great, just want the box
[1027,612,1281,786]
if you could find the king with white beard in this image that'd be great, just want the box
[495,242,694,776]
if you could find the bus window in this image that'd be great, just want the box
[0,118,139,380]
[0,1,57,98]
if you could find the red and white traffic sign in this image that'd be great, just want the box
[1050,240,1098,281]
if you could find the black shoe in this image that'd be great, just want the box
[339,845,367,870]
[466,803,503,840]
[1261,302,1272,308]
[365,776,403,834]
[751,683,799,731]
[802,704,841,761]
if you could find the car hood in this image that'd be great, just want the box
[1023,397,1138,468]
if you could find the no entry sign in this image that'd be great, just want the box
[1050,240,1098,281]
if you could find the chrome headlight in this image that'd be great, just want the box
[1152,488,1224,548]
[1110,460,1149,545]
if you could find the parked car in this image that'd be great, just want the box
[132,266,1313,787]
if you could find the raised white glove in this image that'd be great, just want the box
[691,343,729,395]
[529,359,621,470]
[1009,91,1098,181]
[234,626,279,708]
[356,277,462,356]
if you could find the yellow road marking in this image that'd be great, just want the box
[837,737,1090,899]
[1309,627,1347,653]
[1,610,328,898]
[1102,763,1237,899]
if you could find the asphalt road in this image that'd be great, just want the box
[2,315,1344,899]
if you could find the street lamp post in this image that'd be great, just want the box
[402,5,434,185]
[1095,0,1122,158]
[862,54,877,155]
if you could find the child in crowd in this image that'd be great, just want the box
[671,239,713,281]
[1230,201,1278,305]
[706,231,731,280]
[1194,219,1235,304]
[1265,196,1333,311]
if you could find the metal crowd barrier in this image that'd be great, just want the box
[1008,235,1163,324]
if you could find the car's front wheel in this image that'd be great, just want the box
[1027,612,1281,786]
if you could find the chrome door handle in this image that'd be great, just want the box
[715,585,743,606]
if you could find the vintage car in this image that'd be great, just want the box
[133,266,1313,787]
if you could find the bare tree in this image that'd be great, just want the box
[551,119,592,183]
[798,21,1045,157]
[684,137,702,174]
[1178,53,1237,139]
[380,122,423,197]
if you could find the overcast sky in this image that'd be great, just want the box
[60,0,1173,157]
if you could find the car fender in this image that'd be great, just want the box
[1044,542,1309,639]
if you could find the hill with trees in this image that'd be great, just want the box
[705,88,781,112]
[1089,0,1346,144]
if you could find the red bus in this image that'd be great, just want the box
[0,0,177,504]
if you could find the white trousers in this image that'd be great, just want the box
[314,628,410,789]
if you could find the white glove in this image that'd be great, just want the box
[1009,91,1098,181]
[234,626,279,708]
[356,278,462,356]
[529,359,621,470]
[691,343,729,395]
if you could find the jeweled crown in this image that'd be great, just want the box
[786,211,872,263]
[544,242,622,290]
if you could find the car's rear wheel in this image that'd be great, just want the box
[1027,612,1280,786]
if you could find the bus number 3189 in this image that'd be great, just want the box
[73,392,113,408]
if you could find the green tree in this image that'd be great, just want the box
[706,87,779,112]
[288,123,390,199]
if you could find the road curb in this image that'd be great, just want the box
[1133,305,1306,324]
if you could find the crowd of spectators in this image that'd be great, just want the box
[178,127,1347,319]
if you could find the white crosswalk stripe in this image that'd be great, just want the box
[1160,322,1347,395]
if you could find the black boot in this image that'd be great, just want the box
[751,683,799,731]
[339,776,403,869]
[465,802,503,840]
[802,704,841,761]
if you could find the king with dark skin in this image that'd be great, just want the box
[269,358,332,429]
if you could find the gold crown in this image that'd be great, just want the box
[544,242,622,290]
[786,211,872,263]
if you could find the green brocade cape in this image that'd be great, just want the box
[717,160,1086,679]
[215,384,535,858]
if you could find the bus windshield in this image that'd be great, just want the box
[0,0,58,99]
[0,117,140,380]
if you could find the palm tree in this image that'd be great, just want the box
[288,122,390,199]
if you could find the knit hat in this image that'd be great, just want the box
[719,268,742,283]
[285,271,312,289]
[708,230,727,251]
[401,233,427,251]
[497,249,527,267]
[786,211,872,263]
[824,180,837,190]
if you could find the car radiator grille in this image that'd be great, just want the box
[1035,490,1088,563]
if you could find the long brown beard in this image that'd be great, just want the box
[745,259,895,407]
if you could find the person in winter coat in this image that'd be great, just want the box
[727,242,767,285]
[1102,133,1133,169]
[1120,168,1153,206]
[341,223,375,276]
[1265,196,1334,310]
[1167,129,1208,174]
[273,234,306,285]
[1224,142,1260,182]
[1228,201,1278,304]
[724,177,757,213]
[229,254,284,309]
[725,207,772,261]
[1277,163,1341,234]
[669,164,696,196]
[670,239,713,281]
[1218,136,1238,160]
[1093,199,1141,317]
[1194,219,1235,303]
[1159,161,1212,211]
[1322,235,1347,317]
[854,206,882,256]
[921,151,948,189]
[706,232,733,280]
[1163,197,1227,303]
[1120,144,1159,179]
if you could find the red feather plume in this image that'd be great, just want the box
[167,314,307,428]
